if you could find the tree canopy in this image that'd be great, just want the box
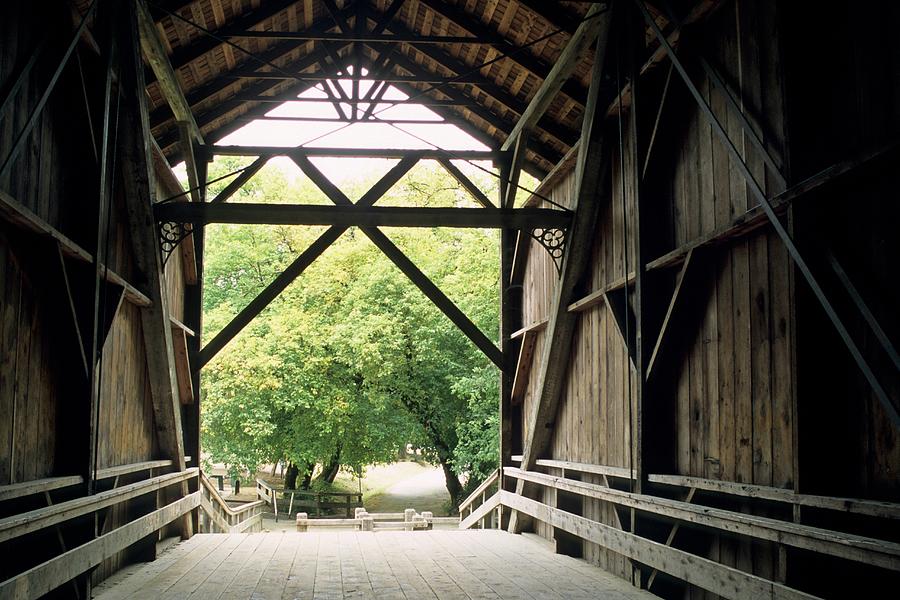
[198,157,502,504]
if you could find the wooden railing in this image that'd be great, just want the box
[256,478,363,521]
[198,472,265,533]
[0,462,198,600]
[502,460,900,600]
[458,468,500,530]
[295,507,457,531]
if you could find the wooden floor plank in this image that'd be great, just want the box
[375,531,438,599]
[254,531,301,599]
[313,532,344,600]
[337,531,378,599]
[355,532,405,599]
[129,534,236,600]
[281,531,320,600]
[152,534,248,600]
[93,535,219,600]
[432,531,565,600]
[219,532,285,600]
[185,533,267,599]
[427,531,535,599]
[95,531,657,600]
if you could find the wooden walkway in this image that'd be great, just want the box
[93,531,657,599]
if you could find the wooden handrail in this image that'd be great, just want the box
[648,473,900,520]
[0,468,197,543]
[459,468,499,513]
[198,472,265,533]
[501,491,818,600]
[0,459,176,503]
[0,476,84,502]
[505,467,900,571]
[200,471,265,516]
[459,492,500,529]
[96,459,174,480]
[0,492,199,599]
[509,456,635,480]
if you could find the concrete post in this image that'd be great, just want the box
[296,512,308,532]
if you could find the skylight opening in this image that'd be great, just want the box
[210,70,493,183]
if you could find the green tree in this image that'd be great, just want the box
[199,158,502,504]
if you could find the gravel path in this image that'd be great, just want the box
[364,465,451,515]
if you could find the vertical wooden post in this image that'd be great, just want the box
[116,0,191,539]
[498,154,517,530]
[627,3,647,586]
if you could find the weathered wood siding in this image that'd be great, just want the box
[517,0,898,596]
[0,0,191,588]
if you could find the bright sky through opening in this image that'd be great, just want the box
[181,68,494,184]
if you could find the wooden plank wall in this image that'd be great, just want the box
[0,1,191,589]
[515,0,819,593]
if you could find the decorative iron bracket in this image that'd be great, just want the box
[159,220,193,263]
[531,227,566,273]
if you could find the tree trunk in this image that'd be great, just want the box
[300,461,314,489]
[316,447,342,484]
[284,463,299,490]
[439,458,464,508]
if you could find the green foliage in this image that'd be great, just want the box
[200,158,502,500]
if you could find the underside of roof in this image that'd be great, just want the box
[136,0,607,177]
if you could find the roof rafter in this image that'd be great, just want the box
[367,14,579,149]
[413,0,590,106]
[383,50,561,172]
[157,45,348,155]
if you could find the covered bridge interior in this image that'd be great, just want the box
[0,0,898,598]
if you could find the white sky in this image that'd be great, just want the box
[176,72,496,185]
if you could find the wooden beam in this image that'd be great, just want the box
[646,141,900,272]
[649,474,900,520]
[0,469,197,543]
[459,492,500,530]
[148,25,346,129]
[150,0,309,75]
[637,0,899,429]
[502,3,611,151]
[509,319,548,340]
[198,156,420,368]
[155,203,571,229]
[383,55,561,171]
[521,458,635,481]
[500,491,820,600]
[506,468,900,571]
[155,48,344,154]
[225,31,501,45]
[137,0,202,143]
[510,31,612,533]
[502,132,529,209]
[646,249,697,378]
[152,138,197,283]
[0,477,85,503]
[414,0,589,106]
[366,19,580,148]
[510,330,538,405]
[436,158,495,209]
[0,190,150,307]
[117,5,191,540]
[204,145,503,161]
[292,155,504,370]
[0,492,199,600]
[171,322,193,404]
[514,0,581,35]
[95,460,175,480]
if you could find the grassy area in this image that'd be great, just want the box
[333,461,435,503]
[250,460,437,503]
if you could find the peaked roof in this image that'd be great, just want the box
[142,0,599,177]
